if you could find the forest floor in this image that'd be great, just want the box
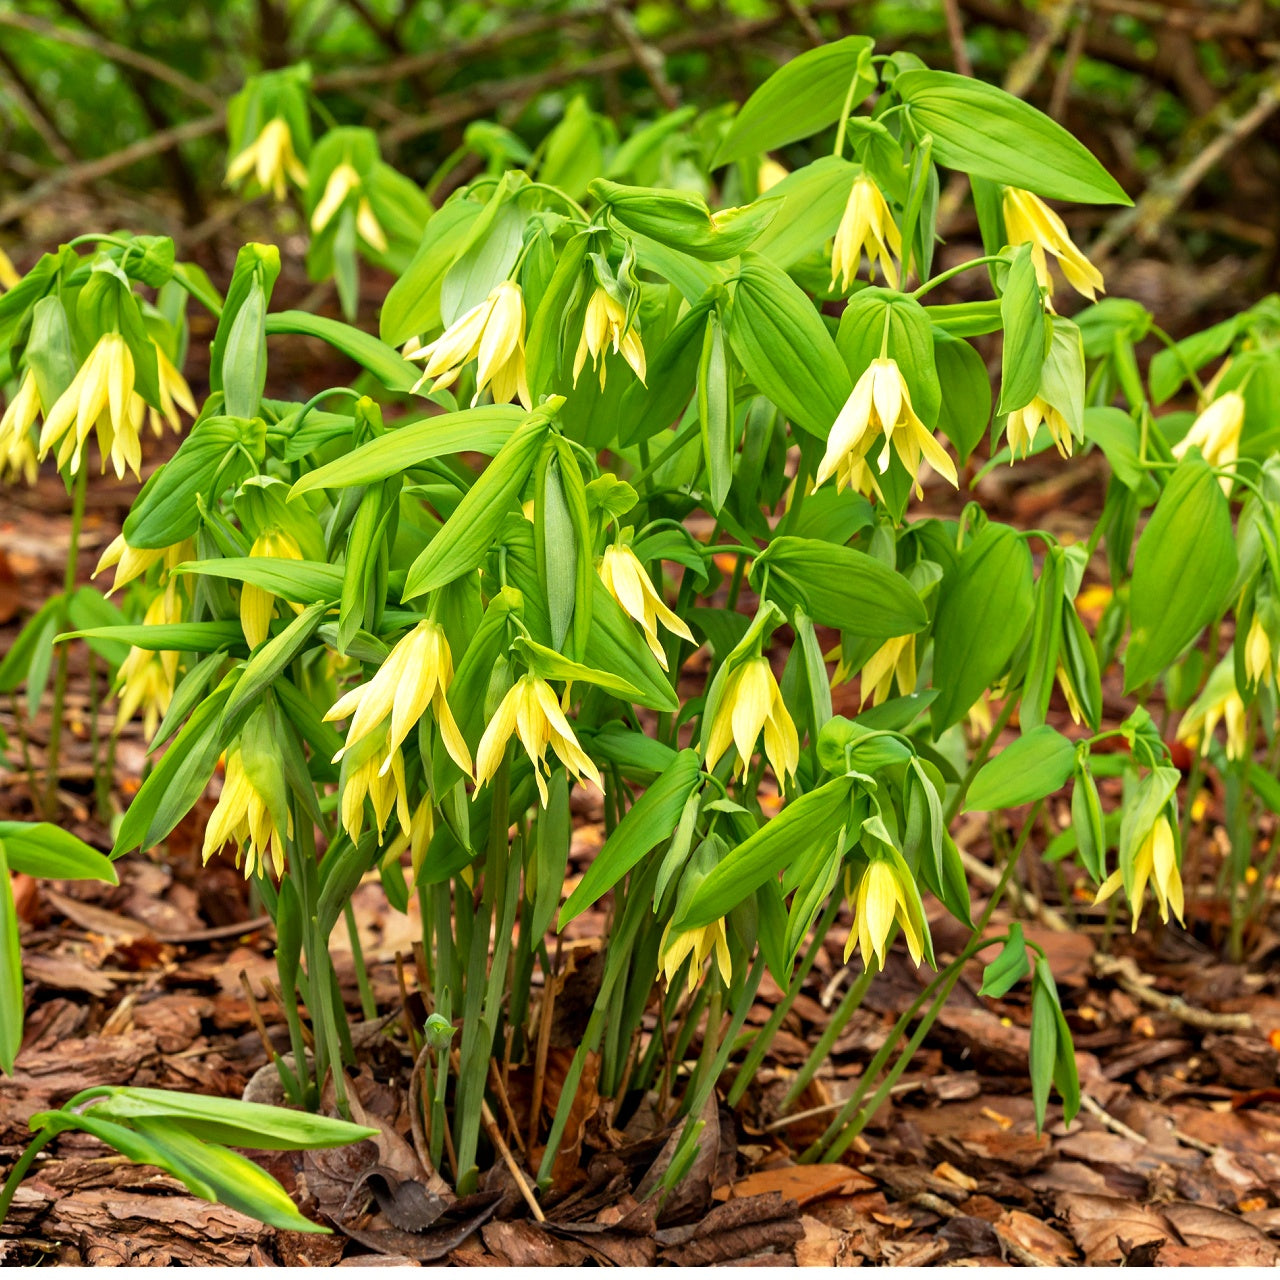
[4,444,1280,1267]
[3,243,1280,1265]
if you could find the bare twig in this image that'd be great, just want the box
[607,1,680,109]
[941,0,974,77]
[0,10,222,109]
[1091,953,1255,1032]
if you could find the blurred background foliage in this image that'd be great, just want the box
[1,0,1278,321]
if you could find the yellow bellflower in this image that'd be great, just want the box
[39,332,146,479]
[147,347,197,439]
[758,158,788,193]
[815,357,957,499]
[0,369,41,484]
[1245,614,1273,688]
[831,174,901,291]
[1002,186,1104,301]
[1005,395,1074,460]
[573,288,646,391]
[658,917,732,994]
[857,634,916,707]
[1177,668,1249,762]
[703,656,799,786]
[1173,390,1243,490]
[310,162,387,252]
[202,747,293,880]
[0,248,20,290]
[324,619,472,777]
[846,858,925,971]
[114,581,183,740]
[381,795,435,882]
[598,543,694,670]
[341,746,412,845]
[1094,814,1183,930]
[404,281,531,410]
[475,674,601,806]
[226,117,308,202]
[240,528,303,650]
[94,534,194,597]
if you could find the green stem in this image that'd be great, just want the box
[779,963,876,1112]
[344,901,377,1022]
[832,71,863,159]
[0,1128,58,1223]
[45,465,87,818]
[945,696,1018,823]
[911,255,1008,299]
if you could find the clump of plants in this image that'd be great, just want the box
[2,37,1278,1230]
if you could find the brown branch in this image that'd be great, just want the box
[941,0,974,77]
[0,112,224,229]
[607,1,681,110]
[0,44,77,165]
[0,10,222,109]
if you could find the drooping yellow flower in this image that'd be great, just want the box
[1002,186,1104,301]
[1005,395,1074,460]
[226,117,308,202]
[831,174,901,291]
[967,694,994,738]
[1094,814,1183,930]
[1177,665,1249,762]
[857,634,916,707]
[240,528,303,650]
[703,656,799,786]
[114,581,183,740]
[475,674,601,806]
[1173,391,1243,489]
[146,347,196,439]
[404,281,531,410]
[1245,614,1273,688]
[1056,664,1085,725]
[659,917,731,994]
[324,619,472,777]
[310,162,387,251]
[0,369,41,484]
[816,357,957,499]
[758,158,788,193]
[341,746,412,845]
[94,534,193,597]
[573,288,646,391]
[39,333,145,479]
[202,746,293,880]
[845,858,925,971]
[381,794,435,881]
[598,543,693,670]
[0,248,20,291]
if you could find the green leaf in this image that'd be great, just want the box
[289,406,524,495]
[894,70,1131,205]
[0,843,22,1074]
[61,621,244,651]
[837,287,940,426]
[0,824,117,882]
[1125,458,1237,692]
[978,921,1029,998]
[934,332,991,463]
[222,602,327,726]
[966,725,1075,811]
[756,537,927,637]
[930,523,1034,731]
[997,244,1047,415]
[264,311,422,392]
[1071,764,1107,882]
[713,37,875,167]
[88,1088,377,1150]
[698,311,734,512]
[559,749,701,925]
[1028,975,1059,1132]
[172,559,343,603]
[726,253,850,438]
[680,777,855,928]
[402,413,549,600]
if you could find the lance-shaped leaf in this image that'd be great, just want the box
[894,70,1131,205]
[679,777,856,929]
[559,749,702,924]
[966,724,1075,811]
[264,311,422,392]
[1125,457,1237,691]
[402,412,550,600]
[0,824,117,882]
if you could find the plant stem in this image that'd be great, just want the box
[945,696,1017,823]
[44,465,87,818]
[779,963,875,1112]
[0,1129,58,1223]
[344,901,377,1022]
